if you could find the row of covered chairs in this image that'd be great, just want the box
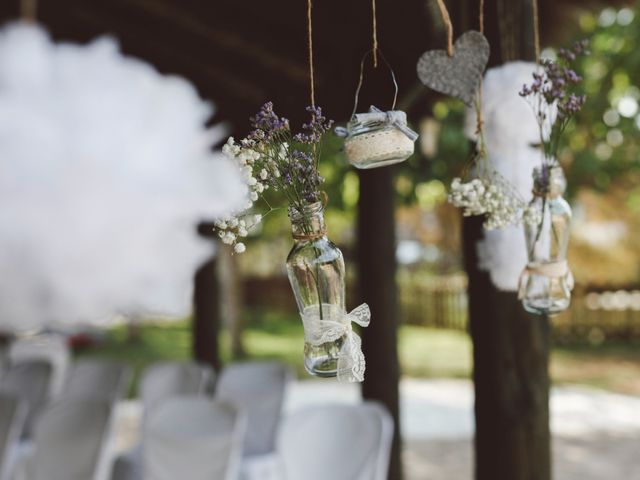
[0,335,394,480]
[111,396,392,480]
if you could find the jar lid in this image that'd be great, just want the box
[335,105,418,141]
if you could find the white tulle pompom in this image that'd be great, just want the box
[0,23,247,331]
[465,62,543,291]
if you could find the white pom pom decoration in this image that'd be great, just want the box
[0,23,247,331]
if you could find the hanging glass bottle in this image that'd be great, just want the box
[519,166,574,315]
[286,202,346,377]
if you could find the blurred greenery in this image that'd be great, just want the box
[561,3,640,196]
[77,309,640,397]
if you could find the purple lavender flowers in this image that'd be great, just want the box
[519,39,589,168]
[218,102,334,252]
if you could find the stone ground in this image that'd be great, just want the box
[114,379,640,479]
[403,434,640,480]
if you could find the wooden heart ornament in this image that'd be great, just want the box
[417,31,490,106]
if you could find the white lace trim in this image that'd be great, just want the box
[300,303,371,383]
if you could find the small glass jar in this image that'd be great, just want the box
[286,202,346,377]
[521,166,573,315]
[342,110,415,169]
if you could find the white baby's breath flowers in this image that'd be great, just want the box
[216,137,270,253]
[449,176,525,230]
[523,204,542,227]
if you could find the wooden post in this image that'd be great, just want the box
[461,1,551,479]
[218,244,246,359]
[358,167,402,480]
[193,223,222,371]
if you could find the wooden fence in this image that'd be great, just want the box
[243,274,640,341]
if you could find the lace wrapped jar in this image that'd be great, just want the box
[338,106,417,169]
[286,202,370,381]
[519,166,574,315]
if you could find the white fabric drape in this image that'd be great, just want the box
[8,335,70,399]
[215,362,291,456]
[277,402,393,480]
[0,393,26,480]
[142,397,246,480]
[64,360,131,404]
[140,362,214,417]
[0,362,51,440]
[18,399,112,480]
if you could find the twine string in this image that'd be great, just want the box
[476,0,485,140]
[532,0,541,63]
[350,50,399,118]
[372,0,378,67]
[307,0,315,107]
[435,0,454,56]
[21,0,37,22]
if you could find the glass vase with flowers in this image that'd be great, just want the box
[215,102,370,381]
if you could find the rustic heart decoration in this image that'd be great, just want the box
[417,31,490,106]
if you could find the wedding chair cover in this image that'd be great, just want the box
[21,399,112,480]
[110,454,141,480]
[0,393,26,480]
[215,361,291,457]
[142,396,246,480]
[64,360,131,404]
[140,362,214,416]
[0,362,51,439]
[277,402,393,480]
[8,336,70,399]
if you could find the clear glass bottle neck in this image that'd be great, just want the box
[289,202,326,241]
[532,166,566,199]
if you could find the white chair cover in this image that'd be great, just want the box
[64,360,131,404]
[110,454,141,480]
[140,362,214,416]
[215,362,290,457]
[0,362,51,439]
[142,396,246,480]
[0,393,26,480]
[23,399,112,480]
[8,335,70,399]
[277,402,393,480]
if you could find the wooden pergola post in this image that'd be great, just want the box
[460,1,552,479]
[193,223,222,371]
[358,166,402,480]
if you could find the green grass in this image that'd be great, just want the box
[77,309,640,396]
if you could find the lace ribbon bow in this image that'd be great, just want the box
[517,260,575,300]
[300,303,371,383]
[335,106,419,142]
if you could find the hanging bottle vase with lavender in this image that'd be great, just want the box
[516,40,589,315]
[519,166,574,315]
[216,102,370,382]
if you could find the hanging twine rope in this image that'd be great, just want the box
[475,0,485,140]
[532,0,541,63]
[21,0,37,22]
[307,0,316,107]
[435,0,454,56]
[372,0,379,67]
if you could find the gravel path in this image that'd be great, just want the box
[404,433,640,480]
